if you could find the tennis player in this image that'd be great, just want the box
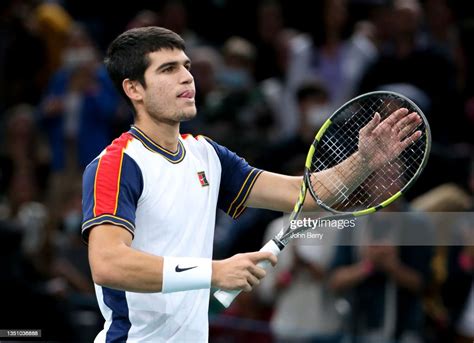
[82,26,422,342]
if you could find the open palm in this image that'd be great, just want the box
[358,108,422,171]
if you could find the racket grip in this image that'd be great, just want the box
[213,239,281,308]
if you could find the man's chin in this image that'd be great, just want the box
[178,110,197,122]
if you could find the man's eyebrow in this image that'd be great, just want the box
[156,59,191,71]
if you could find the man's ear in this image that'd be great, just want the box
[123,79,143,102]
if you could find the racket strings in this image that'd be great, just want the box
[309,93,427,211]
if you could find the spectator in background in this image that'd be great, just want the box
[259,29,314,141]
[441,157,474,343]
[329,167,433,343]
[38,22,119,230]
[39,23,119,173]
[219,36,256,92]
[216,36,272,157]
[357,0,463,144]
[411,183,472,343]
[329,209,433,342]
[258,157,343,343]
[257,80,331,173]
[33,1,73,86]
[310,0,378,107]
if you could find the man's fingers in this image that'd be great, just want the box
[363,112,381,133]
[394,113,421,138]
[242,281,252,292]
[228,251,278,292]
[248,263,266,279]
[393,112,420,132]
[247,251,278,267]
[381,107,409,128]
[241,270,262,292]
[397,122,421,142]
[399,130,422,151]
[247,273,260,287]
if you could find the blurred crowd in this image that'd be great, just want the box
[0,0,473,342]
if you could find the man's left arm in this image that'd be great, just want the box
[245,150,370,213]
[245,171,312,213]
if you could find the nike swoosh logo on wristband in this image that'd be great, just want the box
[175,265,198,272]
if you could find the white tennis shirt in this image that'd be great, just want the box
[82,126,262,342]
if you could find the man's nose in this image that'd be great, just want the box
[181,66,194,84]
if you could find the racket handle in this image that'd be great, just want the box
[213,239,281,308]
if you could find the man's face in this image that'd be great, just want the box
[140,48,196,123]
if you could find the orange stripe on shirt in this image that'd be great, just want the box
[93,133,133,216]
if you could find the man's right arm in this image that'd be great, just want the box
[88,224,277,293]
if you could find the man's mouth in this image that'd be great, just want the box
[178,90,195,99]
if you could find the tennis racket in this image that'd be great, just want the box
[214,90,431,307]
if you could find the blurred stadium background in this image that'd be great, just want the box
[0,0,473,342]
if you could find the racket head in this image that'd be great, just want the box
[304,91,431,215]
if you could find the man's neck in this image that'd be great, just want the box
[134,116,180,153]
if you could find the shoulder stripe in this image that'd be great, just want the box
[93,133,133,217]
[82,214,135,230]
[226,169,264,218]
[226,169,256,216]
[231,169,264,218]
[81,214,135,244]
[234,204,247,219]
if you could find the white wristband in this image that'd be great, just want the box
[162,257,212,293]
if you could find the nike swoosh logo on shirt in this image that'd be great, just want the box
[175,265,198,272]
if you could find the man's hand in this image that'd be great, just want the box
[358,108,422,171]
[211,252,277,292]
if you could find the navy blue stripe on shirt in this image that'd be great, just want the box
[204,137,263,219]
[81,152,143,243]
[102,287,132,343]
[82,215,135,241]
